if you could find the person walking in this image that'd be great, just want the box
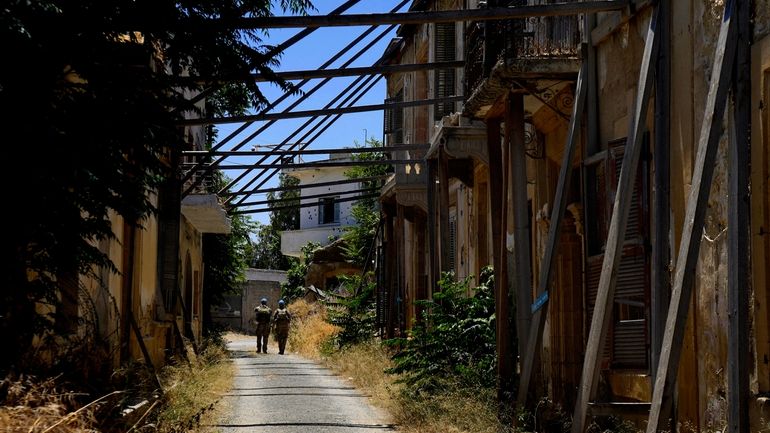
[272,299,292,355]
[254,298,271,353]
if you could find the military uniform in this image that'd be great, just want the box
[272,306,292,355]
[254,304,271,353]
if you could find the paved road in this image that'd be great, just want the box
[215,339,396,433]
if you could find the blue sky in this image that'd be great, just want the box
[217,1,406,225]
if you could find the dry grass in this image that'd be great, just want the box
[0,375,102,433]
[151,340,234,433]
[287,299,340,360]
[288,300,512,433]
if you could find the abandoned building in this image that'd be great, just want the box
[376,0,769,431]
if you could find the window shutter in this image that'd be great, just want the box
[434,22,457,120]
[318,200,325,224]
[385,90,404,145]
[448,213,457,273]
[384,96,395,134]
[585,138,651,370]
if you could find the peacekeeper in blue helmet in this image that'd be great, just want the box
[272,299,292,355]
[254,298,271,353]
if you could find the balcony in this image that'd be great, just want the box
[181,159,231,234]
[464,0,582,118]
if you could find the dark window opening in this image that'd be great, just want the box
[319,197,340,225]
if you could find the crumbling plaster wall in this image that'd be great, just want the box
[595,1,768,430]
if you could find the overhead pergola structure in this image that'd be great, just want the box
[178,2,755,430]
[180,0,635,217]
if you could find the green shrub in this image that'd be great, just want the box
[326,273,377,349]
[385,268,497,394]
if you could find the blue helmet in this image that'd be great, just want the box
[278,299,285,307]
[261,298,267,305]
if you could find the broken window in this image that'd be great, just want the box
[318,197,340,225]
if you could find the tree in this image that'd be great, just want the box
[252,172,300,270]
[0,0,313,370]
[342,138,388,267]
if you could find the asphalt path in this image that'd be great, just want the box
[215,338,396,433]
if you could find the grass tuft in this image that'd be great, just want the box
[150,338,233,433]
[289,300,513,433]
[287,299,340,359]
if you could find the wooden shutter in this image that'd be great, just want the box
[449,212,457,273]
[434,22,457,120]
[584,138,650,370]
[384,89,404,145]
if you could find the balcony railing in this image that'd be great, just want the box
[465,0,582,96]
[182,155,216,195]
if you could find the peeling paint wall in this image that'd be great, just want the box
[592,1,770,430]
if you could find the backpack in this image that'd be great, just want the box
[255,305,271,323]
[274,308,290,323]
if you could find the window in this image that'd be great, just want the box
[318,197,339,225]
[384,88,404,146]
[434,22,457,121]
[584,138,650,370]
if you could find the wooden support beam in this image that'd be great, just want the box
[651,0,671,380]
[487,118,515,409]
[221,174,388,197]
[727,0,750,431]
[180,95,465,126]
[645,1,738,431]
[573,6,661,431]
[182,143,429,157]
[227,1,631,29]
[427,159,439,295]
[507,92,532,363]
[231,193,379,214]
[182,61,465,84]
[518,61,587,408]
[396,204,406,334]
[438,148,451,273]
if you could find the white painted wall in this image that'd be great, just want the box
[280,154,362,257]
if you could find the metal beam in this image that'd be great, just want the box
[231,193,379,215]
[221,174,390,197]
[184,0,364,107]
[573,5,661,431]
[231,187,377,208]
[182,144,428,157]
[181,3,404,194]
[226,74,385,203]
[221,72,384,200]
[180,95,465,126]
[182,61,464,84]
[191,159,415,171]
[645,0,737,430]
[518,61,586,409]
[226,2,631,29]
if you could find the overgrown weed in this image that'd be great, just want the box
[287,299,340,360]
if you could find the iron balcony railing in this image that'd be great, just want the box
[465,0,582,96]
